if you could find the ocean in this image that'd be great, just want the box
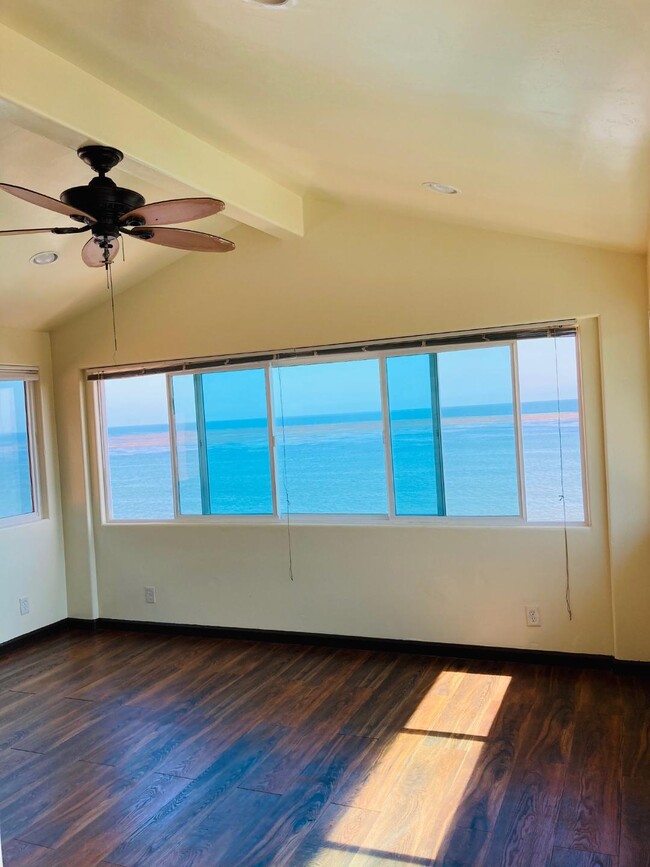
[0,431,33,520]
[102,399,585,522]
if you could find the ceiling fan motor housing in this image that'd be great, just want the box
[60,177,146,236]
[59,145,147,235]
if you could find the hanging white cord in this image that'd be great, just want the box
[554,337,572,621]
[275,366,294,581]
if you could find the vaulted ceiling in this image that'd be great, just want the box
[0,0,648,329]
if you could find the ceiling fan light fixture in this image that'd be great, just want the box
[247,0,293,7]
[30,250,58,265]
[422,181,460,195]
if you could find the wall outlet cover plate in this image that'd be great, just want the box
[525,605,541,627]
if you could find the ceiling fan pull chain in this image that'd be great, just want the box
[104,256,118,358]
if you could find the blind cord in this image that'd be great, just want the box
[275,367,294,582]
[554,337,572,621]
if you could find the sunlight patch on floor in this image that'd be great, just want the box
[308,670,512,866]
[404,669,512,737]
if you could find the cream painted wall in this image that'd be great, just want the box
[0,325,67,643]
[51,200,650,660]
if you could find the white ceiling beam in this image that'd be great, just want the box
[0,23,303,238]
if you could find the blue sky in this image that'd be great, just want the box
[104,337,579,427]
[0,381,28,435]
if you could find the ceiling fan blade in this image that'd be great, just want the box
[81,236,120,268]
[0,183,96,222]
[128,226,235,252]
[121,197,225,226]
[0,227,61,236]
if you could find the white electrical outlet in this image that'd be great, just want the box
[525,605,541,627]
[144,586,156,604]
[19,597,30,616]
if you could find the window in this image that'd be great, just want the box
[96,327,587,525]
[517,336,584,521]
[0,371,39,524]
[273,360,387,515]
[386,345,519,517]
[172,368,274,515]
[103,374,174,520]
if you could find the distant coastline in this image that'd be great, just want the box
[106,400,580,450]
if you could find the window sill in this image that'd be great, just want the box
[101,515,590,529]
[0,512,42,530]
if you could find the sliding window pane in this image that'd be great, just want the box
[0,381,34,519]
[437,346,519,516]
[103,375,174,520]
[386,354,444,515]
[171,374,202,515]
[517,336,584,521]
[198,368,273,515]
[273,359,387,514]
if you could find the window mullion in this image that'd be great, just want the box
[97,381,114,521]
[24,381,40,517]
[166,374,181,520]
[265,364,280,519]
[510,343,527,522]
[379,357,396,519]
[428,353,447,516]
[192,374,212,516]
[574,329,590,524]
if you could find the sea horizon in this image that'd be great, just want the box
[106,398,579,437]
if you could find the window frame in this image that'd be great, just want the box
[96,333,590,528]
[0,370,42,530]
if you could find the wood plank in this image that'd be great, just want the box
[436,827,490,867]
[350,737,471,866]
[242,724,354,796]
[555,711,622,855]
[619,776,650,867]
[550,847,615,866]
[405,667,511,738]
[137,734,368,865]
[437,731,516,837]
[340,655,440,739]
[575,670,623,717]
[153,787,281,866]
[622,704,650,778]
[0,757,102,842]
[13,699,103,754]
[105,722,287,865]
[21,773,189,866]
[481,763,567,867]
[278,802,380,866]
[0,838,51,866]
[17,762,139,849]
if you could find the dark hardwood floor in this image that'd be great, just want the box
[0,628,648,866]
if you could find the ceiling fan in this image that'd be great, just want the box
[0,145,235,267]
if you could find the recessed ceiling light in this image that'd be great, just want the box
[248,0,292,6]
[30,251,58,266]
[422,182,460,195]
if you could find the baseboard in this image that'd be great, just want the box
[66,617,100,631]
[6,616,648,673]
[0,618,70,653]
[83,616,646,672]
